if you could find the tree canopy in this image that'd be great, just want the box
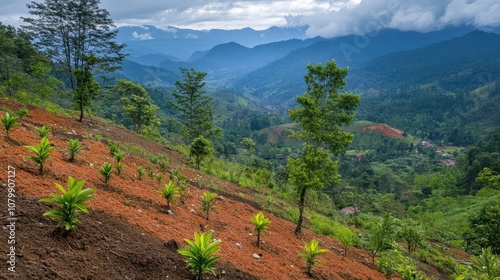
[22,0,125,121]
[113,79,160,134]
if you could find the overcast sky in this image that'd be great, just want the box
[1,0,499,37]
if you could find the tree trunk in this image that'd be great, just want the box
[78,102,84,122]
[295,187,307,235]
[257,232,261,248]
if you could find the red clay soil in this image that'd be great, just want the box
[0,99,392,280]
[362,124,404,139]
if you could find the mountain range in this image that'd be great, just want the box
[116,25,499,101]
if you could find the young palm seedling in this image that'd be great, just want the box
[201,191,218,220]
[169,169,188,190]
[137,166,145,180]
[177,232,221,280]
[15,108,29,118]
[251,212,270,248]
[157,181,181,210]
[1,111,20,141]
[156,173,163,184]
[35,125,51,138]
[108,143,121,156]
[99,162,113,186]
[24,137,55,175]
[113,151,124,163]
[147,168,154,181]
[40,176,95,232]
[66,139,83,162]
[115,162,124,175]
[298,239,329,277]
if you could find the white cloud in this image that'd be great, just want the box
[132,31,154,40]
[303,0,500,37]
[1,0,499,37]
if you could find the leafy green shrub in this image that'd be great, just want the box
[36,125,51,138]
[24,137,55,175]
[281,206,299,223]
[157,181,180,210]
[137,166,145,180]
[66,139,83,162]
[309,213,359,256]
[400,219,425,254]
[177,232,221,280]
[376,249,403,276]
[190,136,213,169]
[201,191,218,220]
[251,212,270,248]
[298,239,329,277]
[40,176,95,232]
[148,154,169,171]
[336,225,358,257]
[469,247,499,280]
[365,213,397,263]
[99,162,113,186]
[377,248,425,279]
[1,111,21,140]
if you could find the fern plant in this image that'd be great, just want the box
[251,212,270,248]
[1,111,21,140]
[66,139,83,162]
[177,232,221,280]
[99,162,113,186]
[24,137,55,175]
[157,181,180,210]
[36,125,51,138]
[298,239,329,277]
[201,191,218,220]
[137,166,145,180]
[40,176,95,232]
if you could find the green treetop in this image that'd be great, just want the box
[170,67,220,142]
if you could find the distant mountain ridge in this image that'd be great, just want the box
[233,27,479,103]
[116,25,309,60]
[120,26,478,89]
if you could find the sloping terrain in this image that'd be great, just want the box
[362,124,404,139]
[0,99,390,279]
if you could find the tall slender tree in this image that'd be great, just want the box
[22,0,126,121]
[74,55,99,122]
[170,67,220,142]
[287,60,360,234]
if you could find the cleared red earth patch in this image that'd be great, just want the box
[362,124,404,139]
[0,99,392,279]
